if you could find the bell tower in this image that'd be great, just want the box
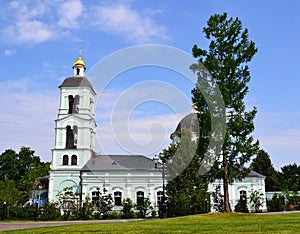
[48,52,97,202]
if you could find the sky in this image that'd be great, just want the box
[0,0,300,170]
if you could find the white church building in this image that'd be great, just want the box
[48,54,163,210]
[47,53,266,213]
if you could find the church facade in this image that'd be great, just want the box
[48,54,163,210]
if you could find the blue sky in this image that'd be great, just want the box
[0,0,300,170]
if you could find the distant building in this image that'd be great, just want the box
[208,171,267,212]
[172,112,267,212]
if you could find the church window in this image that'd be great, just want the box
[240,190,247,200]
[62,155,68,165]
[71,155,77,165]
[68,95,74,114]
[76,68,80,76]
[74,95,80,113]
[73,125,78,149]
[157,191,163,205]
[92,189,100,207]
[136,191,144,204]
[114,191,122,206]
[66,125,75,149]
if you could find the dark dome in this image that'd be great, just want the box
[170,113,198,139]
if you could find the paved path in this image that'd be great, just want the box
[0,219,143,231]
[256,210,300,215]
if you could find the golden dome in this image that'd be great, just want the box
[73,55,86,68]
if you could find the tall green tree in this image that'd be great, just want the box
[0,149,18,181]
[280,163,300,191]
[192,13,259,212]
[164,128,208,216]
[251,149,280,191]
[0,178,21,206]
[0,147,50,203]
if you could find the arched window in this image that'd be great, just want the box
[114,191,122,206]
[68,95,74,114]
[92,188,101,207]
[71,155,77,165]
[62,155,68,165]
[157,191,163,205]
[74,95,80,113]
[76,68,80,76]
[66,125,74,149]
[136,191,144,204]
[73,125,78,149]
[240,190,247,200]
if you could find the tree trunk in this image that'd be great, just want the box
[223,148,232,212]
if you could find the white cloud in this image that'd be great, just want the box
[1,1,169,45]
[254,111,300,168]
[96,112,179,156]
[0,78,58,162]
[9,0,47,20]
[58,0,83,29]
[17,20,55,44]
[4,49,16,56]
[92,3,169,43]
[93,85,190,156]
[1,1,56,45]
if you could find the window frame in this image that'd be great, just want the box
[71,155,77,165]
[62,155,68,165]
[114,191,122,206]
[136,191,144,204]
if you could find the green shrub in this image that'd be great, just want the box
[5,205,37,220]
[108,210,121,219]
[266,193,284,212]
[39,201,60,221]
[121,198,134,218]
[135,197,151,218]
[235,197,249,213]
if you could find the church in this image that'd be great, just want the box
[47,52,266,213]
[48,53,163,211]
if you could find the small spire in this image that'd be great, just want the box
[73,48,86,69]
[73,48,86,77]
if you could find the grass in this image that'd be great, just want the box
[2,213,300,234]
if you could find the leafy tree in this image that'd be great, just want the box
[279,163,300,191]
[266,193,284,212]
[97,193,113,219]
[0,178,21,206]
[251,149,280,191]
[249,189,264,212]
[211,184,224,212]
[135,197,152,218]
[0,147,50,202]
[121,198,134,218]
[164,128,209,216]
[234,195,248,213]
[0,149,18,181]
[81,196,94,220]
[283,190,300,210]
[191,12,259,212]
[39,200,60,221]
[56,186,79,219]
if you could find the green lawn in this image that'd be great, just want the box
[2,213,300,234]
